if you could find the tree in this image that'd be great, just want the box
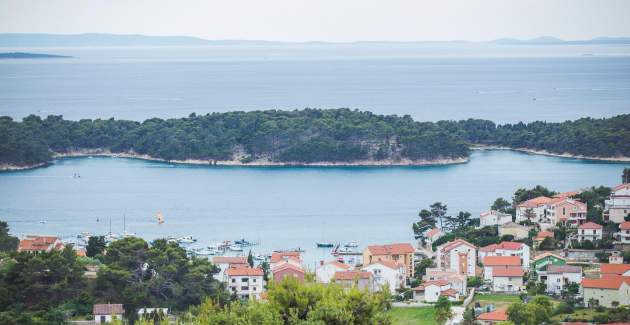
[435,296,453,325]
[513,186,556,205]
[445,211,473,233]
[492,197,512,214]
[414,258,434,279]
[507,297,552,325]
[623,167,630,184]
[247,250,254,267]
[413,209,437,245]
[430,202,449,229]
[538,237,556,250]
[86,235,106,257]
[0,221,18,253]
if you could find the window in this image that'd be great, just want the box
[231,278,236,283]
[253,287,256,291]
[253,278,257,283]
[241,286,248,290]
[241,278,248,282]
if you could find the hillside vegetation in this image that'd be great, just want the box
[1,109,628,167]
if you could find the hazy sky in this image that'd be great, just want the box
[1,0,629,42]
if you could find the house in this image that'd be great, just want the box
[424,268,468,295]
[435,239,477,276]
[425,228,443,249]
[537,265,582,295]
[478,241,531,268]
[226,267,265,300]
[479,210,513,227]
[270,251,302,269]
[609,251,624,264]
[532,252,566,271]
[491,266,524,292]
[17,235,64,253]
[499,222,530,240]
[616,222,630,244]
[547,197,587,227]
[534,230,554,247]
[476,309,508,325]
[212,256,248,281]
[516,196,553,224]
[316,260,351,283]
[363,243,415,278]
[362,260,406,294]
[600,263,630,277]
[333,270,375,292]
[577,222,603,243]
[604,184,630,223]
[272,261,305,283]
[93,304,124,324]
[412,280,459,302]
[581,276,630,307]
[482,256,522,281]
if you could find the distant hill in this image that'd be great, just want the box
[0,52,72,59]
[1,33,629,47]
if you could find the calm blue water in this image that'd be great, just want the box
[0,44,629,122]
[1,150,627,267]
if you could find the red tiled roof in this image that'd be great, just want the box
[18,236,63,252]
[412,279,450,291]
[479,244,498,252]
[272,262,304,274]
[440,239,476,252]
[366,243,414,255]
[535,231,554,240]
[483,256,521,266]
[533,252,565,262]
[612,183,630,191]
[375,260,404,270]
[492,266,524,277]
[226,267,264,276]
[327,260,351,270]
[440,288,458,297]
[517,196,552,208]
[426,228,441,238]
[600,263,630,275]
[334,270,372,281]
[481,241,524,252]
[581,276,630,289]
[620,222,630,230]
[212,256,247,265]
[93,304,124,315]
[477,309,508,321]
[579,222,603,230]
[547,265,581,274]
[270,251,301,263]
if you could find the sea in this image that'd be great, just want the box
[0,43,629,267]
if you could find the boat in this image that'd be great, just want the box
[343,241,358,248]
[156,212,164,224]
[316,242,334,248]
[338,246,354,253]
[229,245,243,252]
[178,236,197,244]
[253,254,266,261]
[235,238,254,246]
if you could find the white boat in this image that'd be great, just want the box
[253,254,266,261]
[178,236,197,244]
[229,245,243,252]
[343,241,358,248]
[337,246,354,253]
[156,212,164,224]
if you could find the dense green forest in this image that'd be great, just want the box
[1,109,628,167]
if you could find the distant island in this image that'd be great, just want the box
[1,33,630,47]
[0,52,72,59]
[0,109,628,170]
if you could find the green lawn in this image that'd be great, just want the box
[389,307,437,325]
[474,294,521,303]
[551,308,607,323]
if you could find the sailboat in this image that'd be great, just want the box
[156,212,164,224]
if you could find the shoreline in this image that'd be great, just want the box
[470,145,630,162]
[0,149,470,171]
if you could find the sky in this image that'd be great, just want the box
[1,0,629,42]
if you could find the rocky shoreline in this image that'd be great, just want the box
[471,145,630,162]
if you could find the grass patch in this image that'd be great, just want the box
[389,307,437,325]
[551,308,607,323]
[474,294,521,303]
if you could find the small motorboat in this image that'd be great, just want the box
[253,254,266,261]
[338,246,354,253]
[178,236,197,244]
[343,241,358,248]
[316,242,334,248]
[229,245,243,252]
[235,238,253,246]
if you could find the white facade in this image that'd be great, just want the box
[515,205,549,224]
[362,262,406,294]
[577,228,602,242]
[479,210,512,227]
[316,261,350,284]
[413,282,458,303]
[616,223,630,243]
[478,243,531,268]
[545,271,582,295]
[436,240,477,277]
[95,314,122,324]
[228,274,264,300]
[605,184,630,223]
[492,276,523,293]
[424,268,467,295]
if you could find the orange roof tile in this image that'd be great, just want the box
[581,276,630,289]
[426,228,441,238]
[483,256,521,266]
[493,266,524,277]
[477,309,508,321]
[579,222,603,230]
[272,262,304,274]
[600,263,630,275]
[535,231,554,240]
[412,279,450,291]
[375,260,404,270]
[620,222,630,230]
[517,196,552,208]
[226,267,264,277]
[533,252,565,261]
[270,251,301,263]
[481,241,525,252]
[440,288,458,297]
[440,239,476,252]
[334,270,372,281]
[327,260,351,270]
[366,243,414,255]
[612,184,630,192]
[212,256,248,265]
[17,236,63,252]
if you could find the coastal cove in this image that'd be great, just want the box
[1,149,627,267]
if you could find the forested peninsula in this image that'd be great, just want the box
[1,109,628,170]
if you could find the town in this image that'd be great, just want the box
[1,170,629,325]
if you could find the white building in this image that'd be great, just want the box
[435,239,477,276]
[605,184,630,223]
[478,241,531,268]
[577,222,603,242]
[479,210,512,227]
[212,256,248,282]
[362,260,406,294]
[226,267,265,300]
[515,196,553,224]
[316,260,351,284]
[616,221,630,244]
[537,265,582,295]
[412,280,459,302]
[424,268,468,295]
[93,304,124,324]
[491,267,524,293]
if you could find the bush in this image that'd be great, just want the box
[554,302,574,315]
